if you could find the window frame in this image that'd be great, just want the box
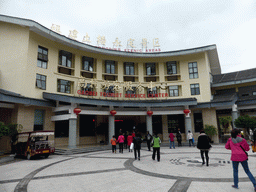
[166,61,177,75]
[36,74,46,90]
[188,62,198,79]
[105,60,115,74]
[190,83,200,95]
[59,50,72,68]
[82,56,94,72]
[37,46,48,69]
[169,85,179,97]
[57,79,72,94]
[146,63,156,75]
[147,87,157,97]
[124,62,135,75]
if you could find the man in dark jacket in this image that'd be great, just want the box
[133,133,142,160]
[197,130,211,166]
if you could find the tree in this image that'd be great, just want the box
[234,115,256,134]
[204,124,217,142]
[219,116,232,133]
[0,122,23,138]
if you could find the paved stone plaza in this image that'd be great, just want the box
[1,145,256,192]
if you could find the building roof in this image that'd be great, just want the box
[0,88,55,107]
[0,14,221,74]
[43,92,197,108]
[212,68,256,87]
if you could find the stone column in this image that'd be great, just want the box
[146,115,153,135]
[68,118,77,149]
[108,106,115,145]
[184,106,192,142]
[68,103,78,149]
[232,104,239,128]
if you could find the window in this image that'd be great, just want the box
[105,60,115,74]
[167,114,185,133]
[104,86,115,97]
[147,87,157,97]
[146,63,156,75]
[188,62,198,79]
[36,74,46,90]
[190,84,200,95]
[80,115,95,136]
[126,87,136,96]
[34,110,44,131]
[125,62,134,75]
[55,120,69,137]
[169,85,179,97]
[37,46,48,69]
[59,50,72,67]
[58,79,71,93]
[82,56,93,72]
[167,61,177,75]
[194,112,203,132]
[81,83,94,95]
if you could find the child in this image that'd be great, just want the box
[110,135,117,153]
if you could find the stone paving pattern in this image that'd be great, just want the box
[1,144,256,191]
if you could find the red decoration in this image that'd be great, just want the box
[183,109,191,115]
[147,111,153,117]
[110,110,117,116]
[73,108,81,116]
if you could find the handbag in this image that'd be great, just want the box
[130,143,134,150]
[240,145,248,158]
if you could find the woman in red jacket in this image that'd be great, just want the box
[225,129,256,191]
[127,133,133,152]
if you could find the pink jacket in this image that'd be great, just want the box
[225,137,249,162]
[169,133,175,142]
[117,135,125,143]
[127,135,133,146]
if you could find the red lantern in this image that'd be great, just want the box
[74,108,81,116]
[147,110,153,117]
[110,110,117,116]
[183,109,190,116]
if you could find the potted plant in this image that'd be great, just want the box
[204,124,217,143]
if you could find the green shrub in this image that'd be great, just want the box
[204,124,217,138]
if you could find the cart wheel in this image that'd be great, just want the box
[27,152,31,160]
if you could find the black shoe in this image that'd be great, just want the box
[138,158,140,161]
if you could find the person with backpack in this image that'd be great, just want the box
[151,133,161,162]
[110,135,117,153]
[225,129,256,191]
[133,133,142,160]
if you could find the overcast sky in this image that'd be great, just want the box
[1,0,256,73]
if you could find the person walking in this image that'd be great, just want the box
[110,135,117,153]
[225,129,256,191]
[176,129,182,147]
[152,133,161,162]
[187,130,194,147]
[127,132,133,152]
[117,133,125,153]
[145,131,153,151]
[197,130,211,166]
[169,132,175,149]
[133,133,142,160]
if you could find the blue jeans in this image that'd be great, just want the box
[170,140,175,149]
[232,160,256,188]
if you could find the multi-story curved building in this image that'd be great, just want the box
[0,15,223,148]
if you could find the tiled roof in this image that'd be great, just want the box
[213,68,256,84]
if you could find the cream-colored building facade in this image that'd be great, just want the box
[0,15,223,148]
